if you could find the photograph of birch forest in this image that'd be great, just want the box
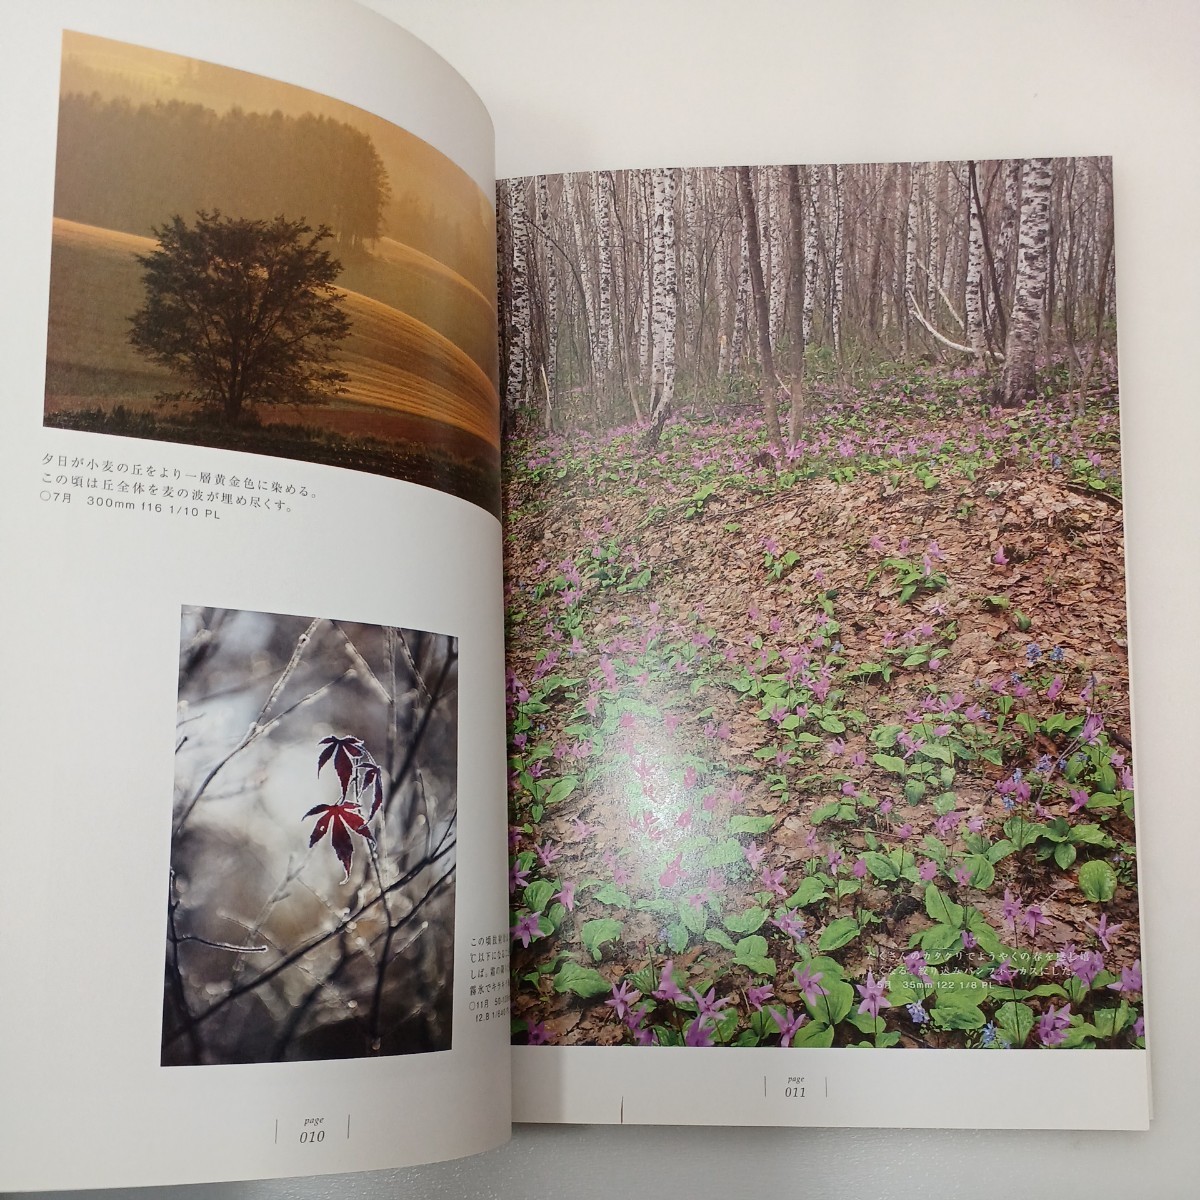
[501,159,1143,1050]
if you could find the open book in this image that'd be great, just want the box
[0,0,1150,1191]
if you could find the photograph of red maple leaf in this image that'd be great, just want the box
[163,607,458,1065]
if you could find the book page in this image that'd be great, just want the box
[0,1,510,1189]
[498,158,1149,1129]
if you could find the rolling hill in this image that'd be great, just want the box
[45,217,499,449]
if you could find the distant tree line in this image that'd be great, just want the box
[498,159,1115,439]
[55,94,390,252]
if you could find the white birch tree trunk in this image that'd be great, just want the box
[730,214,750,372]
[964,161,986,357]
[592,171,614,384]
[767,166,786,350]
[942,162,968,317]
[534,174,558,429]
[998,158,1053,407]
[903,164,918,354]
[994,158,1021,318]
[647,167,677,437]
[716,218,731,377]
[802,168,818,350]
[616,172,640,418]
[683,169,700,336]
[638,170,653,377]
[829,164,845,359]
[504,176,531,409]
[926,163,942,318]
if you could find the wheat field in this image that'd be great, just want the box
[45,217,499,449]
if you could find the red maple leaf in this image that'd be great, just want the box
[304,801,375,880]
[359,760,384,818]
[317,735,364,799]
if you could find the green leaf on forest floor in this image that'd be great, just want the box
[591,882,632,907]
[791,1021,835,1048]
[818,917,860,952]
[552,961,612,998]
[522,880,555,913]
[724,906,768,934]
[729,814,775,835]
[704,837,746,868]
[733,935,776,976]
[924,884,964,928]
[962,853,995,889]
[864,851,899,881]
[580,918,623,961]
[994,1001,1034,1047]
[1078,859,1117,902]
[870,724,904,748]
[786,877,828,908]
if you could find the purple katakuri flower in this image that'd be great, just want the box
[793,963,828,1004]
[1074,949,1106,988]
[690,987,732,1019]
[1108,960,1142,994]
[856,971,889,1020]
[903,951,931,985]
[771,910,808,942]
[747,984,774,1011]
[653,959,685,1003]
[606,980,641,1022]
[771,1006,808,1047]
[992,959,1017,986]
[1086,912,1123,951]
[511,912,544,948]
[1037,1003,1071,1047]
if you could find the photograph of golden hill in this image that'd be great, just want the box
[45,32,499,513]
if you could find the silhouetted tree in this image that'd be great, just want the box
[129,211,350,423]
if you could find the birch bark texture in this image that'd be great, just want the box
[534,174,557,428]
[965,161,986,357]
[801,167,818,351]
[828,164,845,358]
[647,167,677,436]
[592,171,614,384]
[999,158,1053,407]
[504,177,530,409]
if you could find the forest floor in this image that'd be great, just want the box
[502,359,1143,1051]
